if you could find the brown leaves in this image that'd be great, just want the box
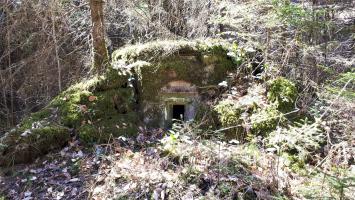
[79,105,88,113]
[88,96,97,102]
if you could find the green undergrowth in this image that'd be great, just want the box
[266,119,325,172]
[249,106,286,135]
[267,77,297,112]
[213,78,297,139]
[326,72,355,100]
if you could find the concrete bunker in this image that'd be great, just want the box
[161,80,198,127]
[110,41,237,130]
[135,55,235,128]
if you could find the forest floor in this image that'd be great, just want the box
[1,125,353,200]
[0,130,285,200]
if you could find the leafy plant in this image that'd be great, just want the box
[160,130,179,156]
[214,100,243,127]
[249,106,285,135]
[272,0,311,28]
[267,77,297,112]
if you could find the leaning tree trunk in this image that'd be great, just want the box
[89,0,108,71]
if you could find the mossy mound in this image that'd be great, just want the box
[249,106,286,135]
[0,125,70,166]
[111,39,239,127]
[112,39,233,63]
[0,39,240,165]
[0,73,139,165]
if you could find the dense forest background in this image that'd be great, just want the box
[0,0,354,199]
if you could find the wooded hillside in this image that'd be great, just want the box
[0,0,354,199]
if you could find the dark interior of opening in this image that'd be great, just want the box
[172,105,185,121]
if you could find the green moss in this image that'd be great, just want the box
[113,40,195,62]
[18,109,51,131]
[50,89,92,127]
[0,125,70,166]
[53,86,138,143]
[0,71,138,161]
[28,126,70,150]
[112,39,232,63]
[77,124,99,144]
[96,68,132,91]
[136,52,233,104]
[267,77,297,112]
[250,106,285,135]
[77,112,138,144]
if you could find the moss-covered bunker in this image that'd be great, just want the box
[0,40,300,166]
[0,40,237,165]
[108,40,238,128]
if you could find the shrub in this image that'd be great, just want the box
[214,100,245,139]
[214,100,243,127]
[250,106,285,135]
[267,77,297,112]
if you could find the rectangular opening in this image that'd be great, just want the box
[172,105,185,121]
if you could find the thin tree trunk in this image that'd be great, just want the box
[6,0,14,126]
[51,1,62,92]
[89,0,108,71]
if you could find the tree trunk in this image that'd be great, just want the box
[89,0,108,71]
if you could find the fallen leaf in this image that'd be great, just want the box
[69,178,80,182]
[24,191,32,197]
[77,150,84,158]
[79,105,88,112]
[88,96,97,102]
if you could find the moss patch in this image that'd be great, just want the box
[112,39,233,63]
[0,125,70,166]
[214,100,244,127]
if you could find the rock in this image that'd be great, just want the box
[0,125,71,166]
[243,186,257,200]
